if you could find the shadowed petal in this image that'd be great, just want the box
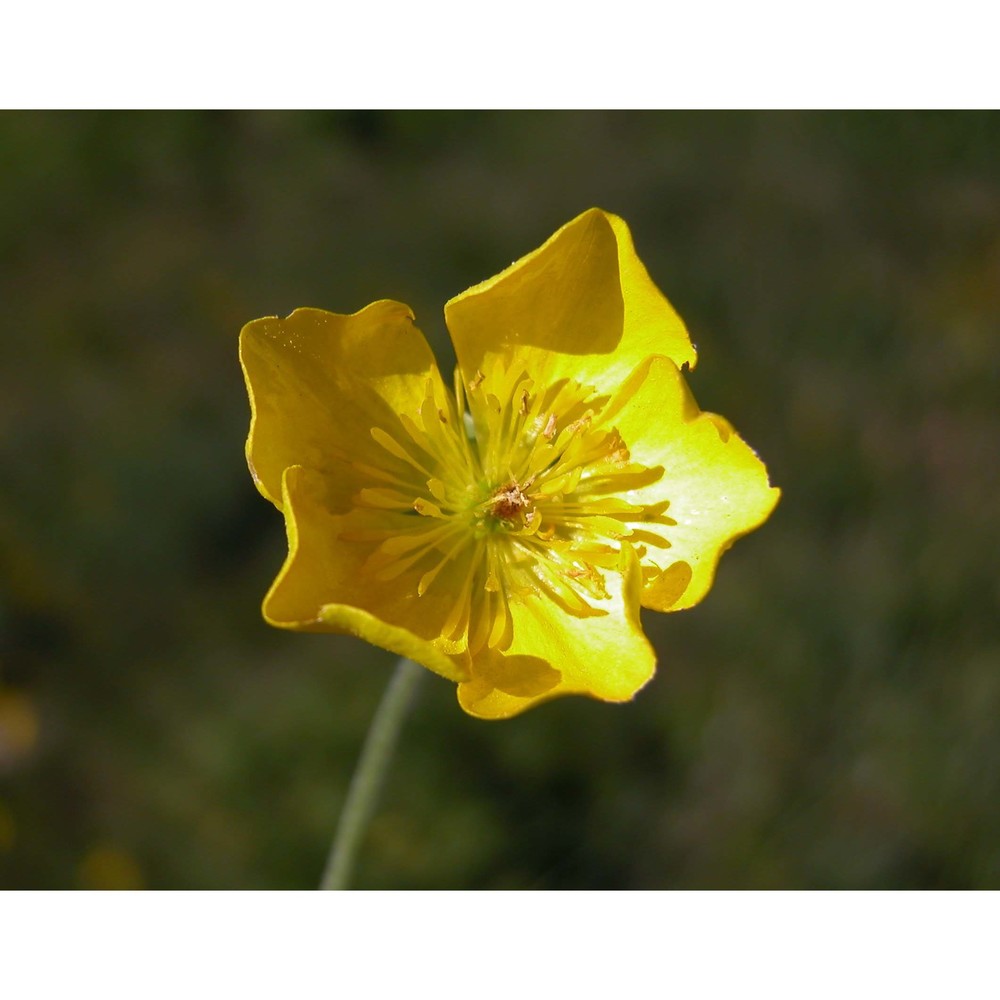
[445,208,696,399]
[263,465,470,683]
[240,302,445,509]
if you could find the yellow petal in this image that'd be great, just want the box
[604,356,780,612]
[456,545,656,719]
[262,465,469,683]
[239,302,445,508]
[444,208,696,400]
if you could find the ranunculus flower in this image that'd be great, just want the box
[240,209,779,719]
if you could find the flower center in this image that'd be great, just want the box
[487,480,536,527]
[349,361,673,654]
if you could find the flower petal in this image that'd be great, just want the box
[604,356,780,612]
[263,465,469,683]
[456,545,656,719]
[444,208,696,399]
[239,302,444,508]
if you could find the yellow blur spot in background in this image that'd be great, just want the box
[77,845,145,890]
[0,688,39,768]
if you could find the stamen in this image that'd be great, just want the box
[417,530,474,596]
[357,487,417,510]
[440,543,482,641]
[412,498,447,518]
[349,460,423,492]
[370,426,434,477]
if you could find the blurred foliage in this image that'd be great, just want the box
[1,111,998,889]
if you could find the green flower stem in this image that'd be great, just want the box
[319,657,423,890]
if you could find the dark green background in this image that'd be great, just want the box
[1,111,997,889]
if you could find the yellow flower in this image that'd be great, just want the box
[240,209,779,719]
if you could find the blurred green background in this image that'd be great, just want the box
[1,111,997,889]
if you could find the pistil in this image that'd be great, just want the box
[488,480,534,525]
